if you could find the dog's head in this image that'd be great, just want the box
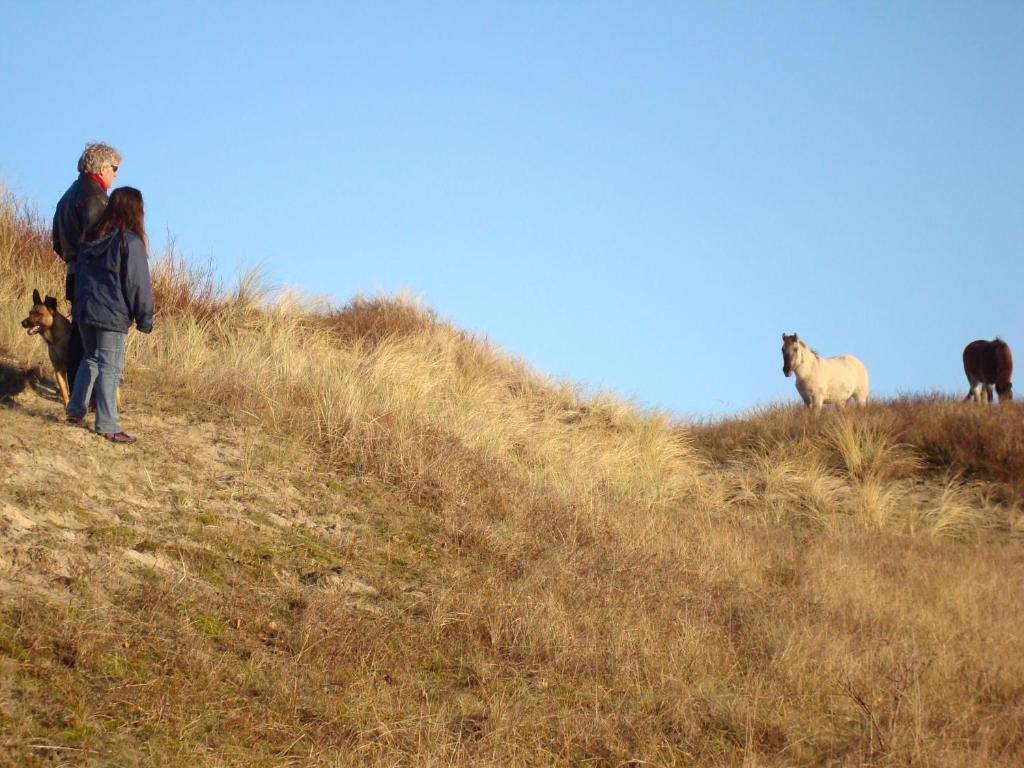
[21,289,59,336]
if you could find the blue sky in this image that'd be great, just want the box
[2,1,1021,418]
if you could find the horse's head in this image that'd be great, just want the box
[781,333,802,377]
[995,339,1013,402]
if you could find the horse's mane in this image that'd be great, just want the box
[802,341,822,360]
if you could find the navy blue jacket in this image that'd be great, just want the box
[74,230,154,333]
[53,174,108,267]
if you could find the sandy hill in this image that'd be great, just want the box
[1,187,1023,766]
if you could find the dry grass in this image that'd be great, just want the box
[694,399,1024,503]
[2,185,1024,766]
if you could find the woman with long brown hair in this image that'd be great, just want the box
[65,186,154,444]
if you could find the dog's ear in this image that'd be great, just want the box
[32,289,42,305]
[44,296,58,311]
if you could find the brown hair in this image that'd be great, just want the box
[86,186,147,248]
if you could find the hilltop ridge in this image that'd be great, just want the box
[2,188,1023,766]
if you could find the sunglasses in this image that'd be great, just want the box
[111,165,119,173]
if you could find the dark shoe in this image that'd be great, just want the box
[66,414,84,425]
[102,432,137,445]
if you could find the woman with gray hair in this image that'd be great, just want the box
[52,141,122,393]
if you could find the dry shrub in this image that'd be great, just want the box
[796,459,849,526]
[695,400,1024,506]
[0,187,64,310]
[324,293,439,347]
[700,402,1022,538]
[852,474,902,530]
[723,448,803,523]
[0,187,56,279]
[885,395,1024,502]
[823,413,921,480]
[920,476,990,540]
[149,239,221,322]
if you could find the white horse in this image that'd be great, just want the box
[781,333,868,411]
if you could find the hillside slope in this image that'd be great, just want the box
[2,188,1023,766]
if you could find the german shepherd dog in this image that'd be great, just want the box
[21,288,72,405]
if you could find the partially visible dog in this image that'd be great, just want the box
[21,288,72,405]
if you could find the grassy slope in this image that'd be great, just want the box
[1,187,1023,766]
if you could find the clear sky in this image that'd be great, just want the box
[2,1,1021,418]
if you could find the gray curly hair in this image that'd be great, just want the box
[77,142,122,174]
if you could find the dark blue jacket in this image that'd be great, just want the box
[74,230,154,333]
[53,174,108,267]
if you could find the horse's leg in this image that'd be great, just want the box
[984,384,994,403]
[796,380,812,407]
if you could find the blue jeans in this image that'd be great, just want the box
[66,324,125,434]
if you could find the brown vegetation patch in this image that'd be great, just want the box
[0,192,54,279]
[149,245,222,323]
[694,399,1024,504]
[323,294,439,347]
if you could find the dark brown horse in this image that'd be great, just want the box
[963,339,1013,403]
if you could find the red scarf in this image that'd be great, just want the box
[86,172,108,192]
